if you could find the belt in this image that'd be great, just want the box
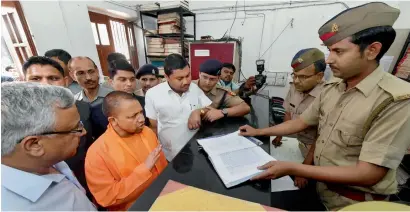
[327,184,389,202]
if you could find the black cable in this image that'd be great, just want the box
[257,84,267,94]
[259,18,293,59]
[241,0,246,25]
[226,0,238,42]
[239,70,248,82]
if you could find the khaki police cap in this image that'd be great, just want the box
[318,2,400,46]
[291,48,325,71]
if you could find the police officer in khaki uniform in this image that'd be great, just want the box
[194,59,250,122]
[273,48,326,158]
[135,64,164,96]
[239,2,410,210]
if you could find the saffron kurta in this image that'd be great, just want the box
[85,125,167,211]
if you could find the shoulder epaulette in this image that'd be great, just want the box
[217,86,236,96]
[378,73,410,101]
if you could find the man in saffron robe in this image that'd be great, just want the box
[85,91,167,211]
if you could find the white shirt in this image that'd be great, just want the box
[1,161,96,211]
[145,82,212,160]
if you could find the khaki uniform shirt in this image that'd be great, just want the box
[284,82,324,145]
[300,66,410,209]
[193,80,244,109]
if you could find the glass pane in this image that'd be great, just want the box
[128,27,134,47]
[109,20,129,59]
[90,23,100,45]
[97,23,110,45]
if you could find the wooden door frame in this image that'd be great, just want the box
[2,0,37,56]
[89,11,139,69]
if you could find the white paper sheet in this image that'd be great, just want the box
[198,131,298,189]
[158,123,197,161]
[270,136,305,163]
[198,131,255,155]
[269,136,302,192]
[194,49,210,57]
[271,176,299,192]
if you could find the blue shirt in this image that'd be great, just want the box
[218,80,240,91]
[74,85,113,107]
[68,81,82,95]
[1,161,96,211]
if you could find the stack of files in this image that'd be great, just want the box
[147,38,165,55]
[158,13,186,26]
[147,37,163,43]
[197,131,297,188]
[164,38,188,54]
[158,12,186,34]
[140,1,189,11]
[149,180,280,211]
[148,46,165,53]
[159,25,181,34]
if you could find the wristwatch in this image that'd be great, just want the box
[221,108,228,118]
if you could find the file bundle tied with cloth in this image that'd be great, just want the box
[197,131,297,189]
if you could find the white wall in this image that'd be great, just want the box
[19,0,145,80]
[18,0,410,96]
[187,1,410,98]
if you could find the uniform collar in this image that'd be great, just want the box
[195,80,217,96]
[209,85,218,96]
[354,65,384,97]
[308,81,324,98]
[1,162,66,203]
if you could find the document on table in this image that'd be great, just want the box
[270,136,305,163]
[158,123,197,161]
[198,131,298,190]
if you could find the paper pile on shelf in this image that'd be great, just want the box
[147,38,165,55]
[164,38,188,54]
[158,12,186,34]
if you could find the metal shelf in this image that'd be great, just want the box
[140,6,196,64]
[145,33,194,38]
[140,6,195,17]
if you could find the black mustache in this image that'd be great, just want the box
[85,80,96,84]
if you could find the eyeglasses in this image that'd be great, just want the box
[40,121,84,136]
[17,121,84,143]
[291,73,317,81]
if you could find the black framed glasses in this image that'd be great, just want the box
[17,121,85,144]
[40,121,84,136]
[291,73,317,81]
